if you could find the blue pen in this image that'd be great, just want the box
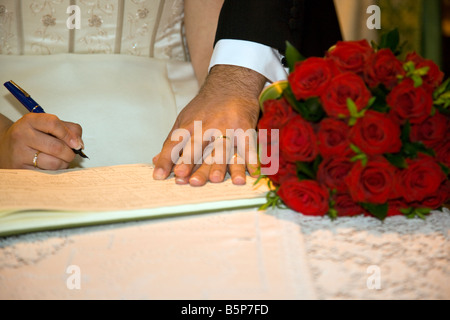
[3,80,89,159]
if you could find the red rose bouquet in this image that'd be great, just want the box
[257,30,450,220]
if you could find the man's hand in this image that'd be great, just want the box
[153,65,266,186]
[0,113,84,169]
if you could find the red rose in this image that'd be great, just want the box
[387,78,433,124]
[364,48,405,89]
[317,157,354,192]
[277,178,329,216]
[387,199,409,217]
[333,193,365,217]
[405,52,444,89]
[258,98,296,144]
[317,118,351,157]
[321,72,372,118]
[267,156,297,186]
[345,157,397,204]
[288,57,339,100]
[280,115,318,162]
[410,181,449,210]
[435,138,450,169]
[350,111,402,156]
[327,39,374,75]
[400,155,446,203]
[410,112,449,148]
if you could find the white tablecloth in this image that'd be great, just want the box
[0,208,448,300]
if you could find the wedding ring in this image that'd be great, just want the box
[33,151,40,168]
[215,135,231,141]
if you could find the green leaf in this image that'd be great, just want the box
[296,162,316,180]
[378,28,400,54]
[400,121,411,143]
[401,207,432,220]
[350,144,363,154]
[312,155,323,174]
[347,98,358,117]
[328,208,338,220]
[402,141,436,159]
[348,117,357,127]
[416,66,430,76]
[384,153,408,169]
[369,86,390,113]
[400,207,414,215]
[361,203,389,220]
[411,74,423,88]
[259,189,283,211]
[434,91,450,108]
[350,154,368,167]
[370,102,390,113]
[439,163,450,176]
[283,87,325,123]
[403,61,415,73]
[367,97,377,108]
[433,78,450,99]
[303,97,326,122]
[285,41,305,73]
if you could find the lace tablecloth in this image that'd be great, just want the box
[1,207,448,300]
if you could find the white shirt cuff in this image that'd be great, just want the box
[209,39,288,83]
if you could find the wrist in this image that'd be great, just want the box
[204,65,267,102]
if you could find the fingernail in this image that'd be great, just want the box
[189,176,202,186]
[176,177,189,185]
[79,138,85,150]
[233,176,246,185]
[153,168,166,180]
[70,138,82,150]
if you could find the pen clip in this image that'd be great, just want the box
[8,80,30,98]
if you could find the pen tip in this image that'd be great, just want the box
[73,149,89,159]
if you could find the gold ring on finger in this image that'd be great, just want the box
[33,151,41,168]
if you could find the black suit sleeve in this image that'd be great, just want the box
[214,0,342,58]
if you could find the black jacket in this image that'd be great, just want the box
[215,0,342,57]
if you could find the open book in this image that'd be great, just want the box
[0,164,269,237]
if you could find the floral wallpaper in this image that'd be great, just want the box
[0,0,186,60]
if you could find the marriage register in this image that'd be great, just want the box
[0,164,269,236]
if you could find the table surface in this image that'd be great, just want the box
[1,207,448,300]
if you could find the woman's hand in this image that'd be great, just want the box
[0,113,84,169]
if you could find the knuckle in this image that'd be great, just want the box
[46,139,65,155]
[47,157,64,170]
[73,123,82,133]
[44,114,60,132]
[9,126,24,142]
